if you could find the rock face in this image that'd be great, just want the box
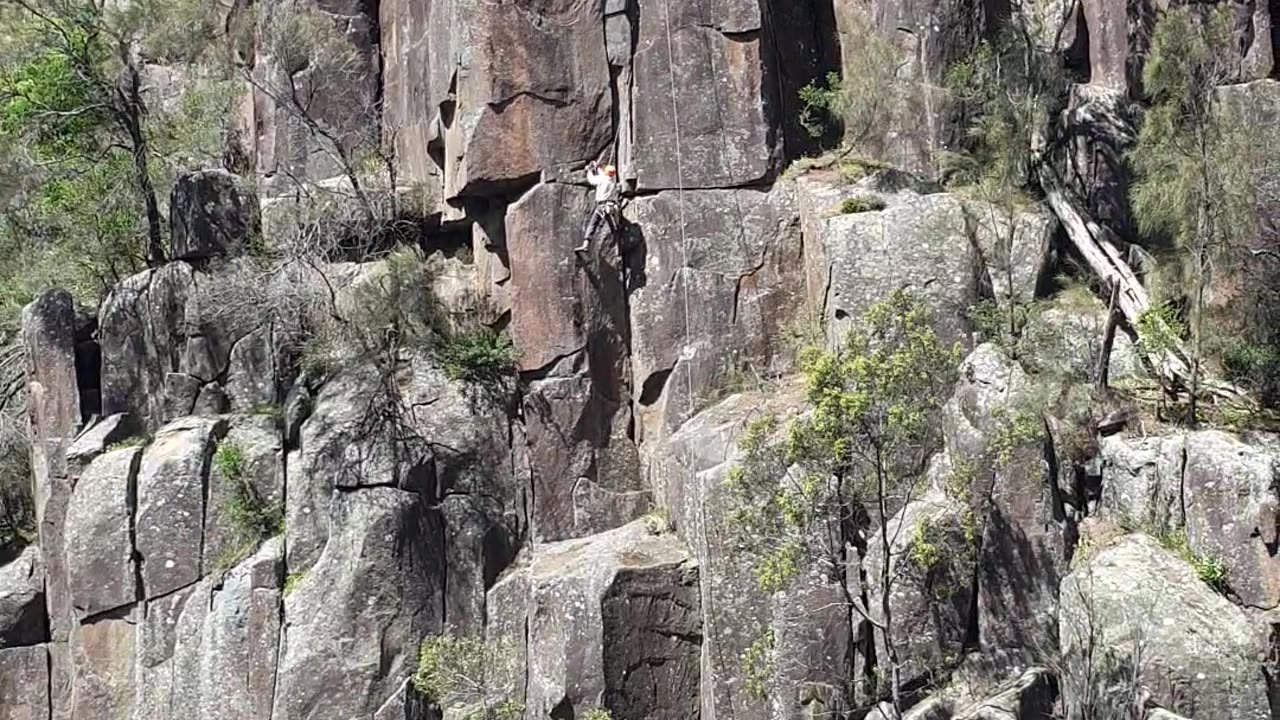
[64,447,140,619]
[864,491,977,689]
[1060,534,1271,718]
[0,547,46,647]
[273,489,443,720]
[798,176,980,349]
[135,417,220,599]
[488,521,701,720]
[0,646,50,720]
[628,186,804,442]
[650,384,852,720]
[169,170,261,260]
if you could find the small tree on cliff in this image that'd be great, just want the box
[1130,5,1262,424]
[725,290,961,713]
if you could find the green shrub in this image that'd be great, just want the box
[582,710,613,720]
[1160,531,1228,593]
[839,195,887,215]
[414,633,521,718]
[910,518,942,571]
[436,326,518,385]
[283,571,307,597]
[216,441,283,569]
[742,629,775,701]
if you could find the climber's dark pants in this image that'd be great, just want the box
[582,201,620,244]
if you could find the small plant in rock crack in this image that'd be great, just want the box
[742,628,775,701]
[216,441,283,570]
[1159,530,1228,593]
[581,710,613,720]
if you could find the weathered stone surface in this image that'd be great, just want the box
[506,182,623,372]
[200,538,284,719]
[967,201,1055,308]
[100,262,194,429]
[380,0,610,198]
[64,447,140,619]
[170,169,261,260]
[0,547,46,648]
[865,490,976,688]
[69,616,136,720]
[23,290,81,531]
[799,177,978,349]
[288,355,519,586]
[633,1,774,189]
[952,668,1056,720]
[135,417,221,598]
[505,182,640,542]
[942,344,1067,656]
[524,374,648,543]
[1060,533,1270,719]
[488,520,701,720]
[628,186,804,441]
[65,414,142,474]
[0,645,50,720]
[1019,293,1141,382]
[202,416,284,573]
[1182,430,1280,609]
[1098,433,1185,532]
[273,487,444,720]
[224,327,276,411]
[650,383,851,720]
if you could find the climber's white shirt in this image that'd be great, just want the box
[587,168,620,204]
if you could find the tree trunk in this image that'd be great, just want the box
[117,56,166,266]
[874,452,902,714]
[1039,166,1249,407]
[1095,281,1120,391]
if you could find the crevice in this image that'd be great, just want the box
[731,251,770,325]
[488,90,572,113]
[638,368,673,406]
[518,345,588,382]
[125,446,144,607]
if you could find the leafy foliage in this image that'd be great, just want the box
[414,634,522,720]
[436,326,519,386]
[797,14,905,151]
[742,628,775,701]
[1159,530,1228,593]
[838,195,886,215]
[215,441,283,570]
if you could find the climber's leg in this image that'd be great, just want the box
[576,204,606,253]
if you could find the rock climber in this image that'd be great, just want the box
[575,161,621,254]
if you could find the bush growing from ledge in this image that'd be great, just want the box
[215,441,283,570]
[1159,530,1228,593]
[839,195,886,215]
[414,633,522,720]
[435,326,518,386]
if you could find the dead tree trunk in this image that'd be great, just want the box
[1039,166,1248,406]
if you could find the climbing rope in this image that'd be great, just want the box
[661,0,697,416]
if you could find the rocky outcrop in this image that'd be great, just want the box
[942,344,1068,658]
[489,520,701,720]
[64,447,140,620]
[864,491,976,689]
[169,170,261,260]
[629,185,804,441]
[1059,533,1271,718]
[650,384,852,720]
[800,177,979,349]
[0,645,50,720]
[135,417,221,599]
[0,547,46,648]
[274,489,443,720]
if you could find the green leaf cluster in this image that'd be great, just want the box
[724,291,961,595]
[414,633,522,720]
[215,441,283,570]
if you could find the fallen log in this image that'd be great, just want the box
[1038,166,1251,408]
